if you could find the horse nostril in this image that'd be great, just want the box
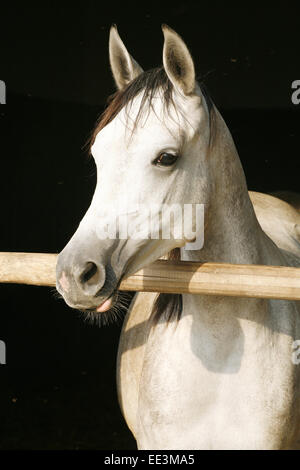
[75,261,106,296]
[80,262,99,285]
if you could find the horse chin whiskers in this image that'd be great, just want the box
[79,309,118,327]
[51,287,64,300]
[78,291,133,327]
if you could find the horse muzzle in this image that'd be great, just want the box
[56,241,120,312]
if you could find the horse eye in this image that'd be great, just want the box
[153,153,178,167]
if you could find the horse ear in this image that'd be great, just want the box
[162,25,196,96]
[109,25,144,90]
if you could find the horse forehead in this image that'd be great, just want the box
[92,109,176,157]
[91,120,121,155]
[92,90,200,156]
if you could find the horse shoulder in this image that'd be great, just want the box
[117,291,156,436]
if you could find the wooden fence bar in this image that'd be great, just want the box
[0,252,300,301]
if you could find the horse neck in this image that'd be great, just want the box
[178,107,282,332]
[182,106,268,266]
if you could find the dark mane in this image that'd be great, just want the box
[88,68,215,324]
[150,248,183,325]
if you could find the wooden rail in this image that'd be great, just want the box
[0,252,300,301]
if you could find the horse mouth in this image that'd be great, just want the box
[92,270,126,314]
[80,290,118,315]
[58,268,129,324]
[79,289,134,327]
[95,292,117,312]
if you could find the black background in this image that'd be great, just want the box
[0,1,299,450]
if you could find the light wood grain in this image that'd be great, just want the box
[0,252,300,300]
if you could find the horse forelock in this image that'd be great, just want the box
[87,67,175,152]
[87,67,215,153]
